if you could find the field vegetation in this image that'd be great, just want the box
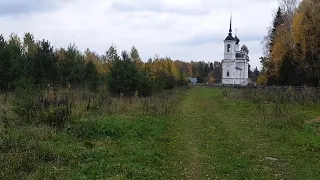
[2,86,320,179]
[0,86,185,179]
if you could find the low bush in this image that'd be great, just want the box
[39,107,70,128]
[137,71,152,97]
[68,118,126,140]
[12,78,71,128]
[12,77,41,123]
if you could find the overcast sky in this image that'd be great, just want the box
[0,0,279,69]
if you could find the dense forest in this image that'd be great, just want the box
[0,32,185,95]
[259,0,320,87]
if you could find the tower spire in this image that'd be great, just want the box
[225,12,235,41]
[229,12,232,34]
[235,28,238,36]
[235,27,240,44]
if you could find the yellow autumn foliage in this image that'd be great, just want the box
[257,75,268,86]
[292,10,304,45]
[84,49,108,74]
[150,58,179,80]
[269,26,289,77]
[208,76,215,83]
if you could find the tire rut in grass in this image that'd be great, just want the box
[183,120,202,180]
[177,96,205,179]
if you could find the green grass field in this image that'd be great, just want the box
[2,87,320,179]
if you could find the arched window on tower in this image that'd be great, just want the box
[227,70,230,77]
[227,44,231,52]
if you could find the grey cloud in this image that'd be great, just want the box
[0,0,60,16]
[178,35,222,46]
[110,0,210,15]
[180,33,263,46]
[110,0,273,15]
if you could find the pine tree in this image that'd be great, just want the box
[205,63,209,73]
[248,64,253,77]
[209,62,214,72]
[34,39,59,86]
[107,51,141,96]
[269,7,284,54]
[106,45,119,62]
[85,61,100,92]
[130,46,143,70]
[254,67,260,77]
[7,33,25,86]
[0,35,11,91]
[58,45,86,87]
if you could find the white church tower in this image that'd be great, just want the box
[222,16,249,85]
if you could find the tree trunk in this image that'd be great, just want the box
[318,72,320,87]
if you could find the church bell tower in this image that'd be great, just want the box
[223,15,236,60]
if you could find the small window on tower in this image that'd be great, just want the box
[227,70,230,77]
[227,44,231,52]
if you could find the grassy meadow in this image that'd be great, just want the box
[1,87,320,179]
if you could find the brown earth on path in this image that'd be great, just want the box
[305,117,320,124]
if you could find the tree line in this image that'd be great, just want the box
[1,32,247,96]
[0,33,189,96]
[260,0,320,87]
[0,31,261,94]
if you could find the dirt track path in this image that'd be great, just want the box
[167,89,210,179]
[166,87,286,179]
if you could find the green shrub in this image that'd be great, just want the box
[85,61,101,93]
[68,118,125,140]
[12,77,41,123]
[40,107,70,128]
[137,71,152,97]
[153,73,176,91]
[177,71,187,87]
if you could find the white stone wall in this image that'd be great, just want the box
[222,60,235,85]
[222,59,249,85]
[235,44,240,52]
[224,40,236,60]
[236,61,248,79]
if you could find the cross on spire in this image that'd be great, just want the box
[235,27,240,44]
[229,13,232,35]
[225,12,236,41]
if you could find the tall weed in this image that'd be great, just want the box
[221,87,315,129]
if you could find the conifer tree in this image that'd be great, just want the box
[130,46,143,70]
[107,50,141,96]
[269,7,284,54]
[0,35,11,91]
[85,61,100,92]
